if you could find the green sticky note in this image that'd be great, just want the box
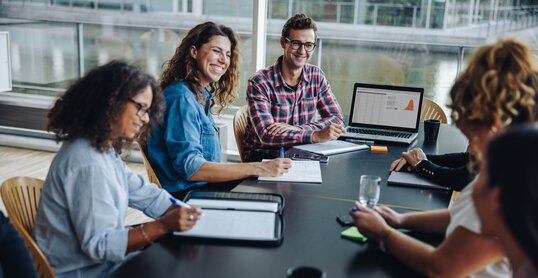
[341,227,368,243]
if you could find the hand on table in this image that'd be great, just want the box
[349,202,392,242]
[312,124,346,143]
[389,148,428,172]
[256,158,292,177]
[160,207,202,232]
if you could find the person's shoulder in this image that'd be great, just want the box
[249,64,276,83]
[304,63,325,76]
[54,138,110,168]
[163,81,194,99]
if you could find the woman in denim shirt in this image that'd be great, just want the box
[148,22,291,198]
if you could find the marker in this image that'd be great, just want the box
[346,139,375,145]
[280,146,285,158]
[169,197,191,208]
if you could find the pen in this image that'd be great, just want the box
[347,139,375,145]
[169,197,192,208]
[280,146,285,158]
[351,207,360,212]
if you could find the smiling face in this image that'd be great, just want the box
[280,28,316,71]
[190,35,231,87]
[116,85,152,140]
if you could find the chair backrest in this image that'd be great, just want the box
[420,97,448,124]
[233,105,249,162]
[1,177,55,278]
[137,141,163,188]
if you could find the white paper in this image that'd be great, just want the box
[258,160,322,183]
[292,140,368,155]
[187,199,278,212]
[173,210,277,240]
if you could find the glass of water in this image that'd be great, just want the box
[359,175,381,208]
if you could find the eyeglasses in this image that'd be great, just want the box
[127,99,151,118]
[284,37,317,52]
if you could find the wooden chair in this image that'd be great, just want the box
[1,177,55,278]
[137,141,163,188]
[420,97,448,124]
[233,105,249,162]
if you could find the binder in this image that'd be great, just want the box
[173,191,284,245]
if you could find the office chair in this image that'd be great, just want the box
[420,97,448,123]
[1,176,55,278]
[233,105,249,162]
[137,141,163,188]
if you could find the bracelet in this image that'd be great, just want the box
[139,224,154,245]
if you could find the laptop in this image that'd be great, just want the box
[342,83,424,144]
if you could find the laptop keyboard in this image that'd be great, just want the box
[347,127,412,138]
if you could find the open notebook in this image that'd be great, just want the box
[258,160,322,183]
[173,191,284,244]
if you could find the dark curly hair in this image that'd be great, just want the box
[47,60,163,153]
[160,21,240,114]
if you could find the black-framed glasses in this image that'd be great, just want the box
[284,37,317,52]
[127,99,151,118]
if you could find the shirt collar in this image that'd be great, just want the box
[273,56,311,88]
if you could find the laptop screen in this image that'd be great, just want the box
[349,83,423,131]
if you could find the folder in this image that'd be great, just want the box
[173,191,284,245]
[387,171,449,191]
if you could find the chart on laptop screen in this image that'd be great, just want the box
[351,87,421,129]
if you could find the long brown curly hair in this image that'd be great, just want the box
[449,39,538,128]
[47,60,163,153]
[160,22,240,113]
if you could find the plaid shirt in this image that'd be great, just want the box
[242,56,344,161]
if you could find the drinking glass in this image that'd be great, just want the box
[359,175,381,208]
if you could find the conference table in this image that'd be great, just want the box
[113,123,467,278]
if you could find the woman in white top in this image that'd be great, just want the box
[350,39,538,277]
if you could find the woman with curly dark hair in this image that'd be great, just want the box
[34,61,201,277]
[147,22,291,197]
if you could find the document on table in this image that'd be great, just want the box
[258,160,322,183]
[292,140,369,155]
[174,209,277,240]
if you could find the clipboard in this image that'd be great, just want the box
[173,191,284,245]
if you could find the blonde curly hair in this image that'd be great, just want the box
[449,39,538,128]
[160,22,240,113]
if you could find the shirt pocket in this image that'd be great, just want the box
[200,122,220,161]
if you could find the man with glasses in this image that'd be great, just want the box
[242,13,345,162]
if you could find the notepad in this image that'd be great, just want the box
[341,227,368,243]
[258,160,322,183]
[292,140,369,156]
[173,191,284,244]
[387,171,449,191]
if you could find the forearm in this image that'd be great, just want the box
[256,128,314,145]
[189,162,259,182]
[126,219,168,253]
[400,209,450,234]
[300,115,344,131]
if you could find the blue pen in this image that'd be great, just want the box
[351,207,360,212]
[169,197,192,208]
[280,146,285,158]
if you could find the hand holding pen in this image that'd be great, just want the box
[161,197,202,232]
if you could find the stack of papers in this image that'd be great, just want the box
[258,160,322,183]
[292,140,369,155]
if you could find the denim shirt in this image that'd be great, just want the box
[147,81,221,193]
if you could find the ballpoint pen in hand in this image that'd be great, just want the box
[169,197,192,208]
[280,146,285,158]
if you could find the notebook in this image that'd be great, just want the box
[258,160,322,183]
[342,83,424,144]
[292,140,369,155]
[173,191,284,245]
[387,171,450,191]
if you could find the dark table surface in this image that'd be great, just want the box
[113,123,467,278]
